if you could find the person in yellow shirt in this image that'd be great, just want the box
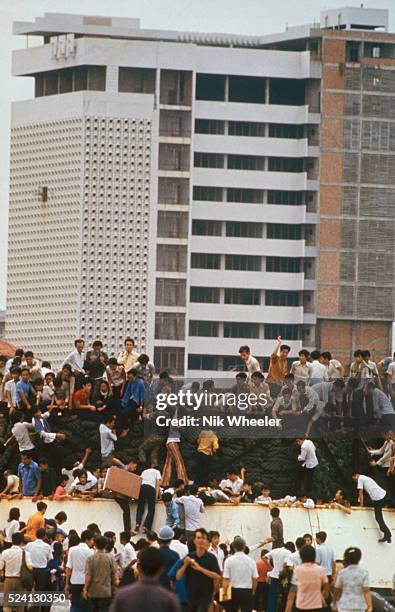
[117,337,140,373]
[196,430,219,486]
[24,501,47,541]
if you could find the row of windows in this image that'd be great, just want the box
[189,287,301,306]
[191,220,306,240]
[195,119,306,139]
[190,254,308,272]
[189,321,301,339]
[192,186,313,206]
[194,153,307,172]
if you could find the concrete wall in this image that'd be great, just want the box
[1,500,393,587]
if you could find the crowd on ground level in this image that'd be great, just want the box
[1,499,390,612]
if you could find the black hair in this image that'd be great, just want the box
[343,547,362,566]
[94,536,107,550]
[270,507,280,518]
[81,529,94,542]
[310,350,321,360]
[238,345,250,354]
[8,507,20,522]
[316,531,327,542]
[36,528,46,539]
[12,532,25,545]
[55,512,67,522]
[139,547,163,576]
[162,492,173,503]
[280,345,291,352]
[300,544,316,562]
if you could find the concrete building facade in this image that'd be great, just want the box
[5,8,395,372]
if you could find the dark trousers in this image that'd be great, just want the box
[32,568,50,612]
[188,597,212,612]
[230,588,253,612]
[114,497,131,531]
[373,498,394,540]
[267,577,279,612]
[89,598,111,612]
[254,582,268,612]
[119,400,140,431]
[70,584,90,612]
[195,452,213,486]
[297,465,315,497]
[135,484,156,529]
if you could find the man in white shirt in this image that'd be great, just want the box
[320,352,345,380]
[26,527,52,595]
[309,351,328,384]
[175,486,205,538]
[353,472,395,543]
[62,339,85,375]
[99,416,117,467]
[11,412,35,453]
[134,466,162,533]
[295,382,324,437]
[119,531,137,585]
[0,531,33,611]
[208,530,225,570]
[266,543,294,612]
[238,345,261,376]
[223,537,258,611]
[296,438,318,498]
[65,529,94,611]
[291,350,313,383]
[365,383,395,430]
[4,366,21,413]
[219,469,244,497]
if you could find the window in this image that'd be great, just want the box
[196,74,225,101]
[225,255,261,271]
[193,186,223,201]
[189,321,219,336]
[228,76,265,103]
[155,313,185,340]
[269,79,305,106]
[223,356,244,371]
[268,158,304,172]
[224,288,260,305]
[227,188,264,204]
[265,290,300,306]
[224,322,260,338]
[156,279,186,306]
[228,155,265,171]
[118,67,155,93]
[157,245,187,272]
[190,287,220,303]
[226,222,262,238]
[154,347,185,375]
[267,224,302,240]
[269,124,304,139]
[264,324,301,340]
[267,191,304,205]
[192,220,222,236]
[87,66,106,91]
[191,253,221,269]
[194,153,224,168]
[228,121,265,137]
[195,119,225,134]
[188,354,218,370]
[346,41,360,63]
[266,257,301,273]
[157,211,188,238]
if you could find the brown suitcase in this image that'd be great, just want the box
[103,467,141,499]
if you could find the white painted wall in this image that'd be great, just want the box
[0,500,393,588]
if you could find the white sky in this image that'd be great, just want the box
[0,0,394,310]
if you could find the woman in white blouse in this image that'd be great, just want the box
[4,507,21,548]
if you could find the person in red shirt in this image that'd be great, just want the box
[72,379,96,411]
[254,548,271,611]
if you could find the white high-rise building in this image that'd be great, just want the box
[7,10,394,374]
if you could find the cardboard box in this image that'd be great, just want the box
[103,467,141,499]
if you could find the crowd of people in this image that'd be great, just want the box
[0,503,382,612]
[0,337,395,610]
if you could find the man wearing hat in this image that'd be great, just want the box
[157,526,180,590]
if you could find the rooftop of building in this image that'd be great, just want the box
[13,6,391,49]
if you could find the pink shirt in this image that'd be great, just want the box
[294,563,328,610]
[53,485,66,500]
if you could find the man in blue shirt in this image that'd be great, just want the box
[162,492,180,529]
[18,452,41,497]
[119,369,144,433]
[16,368,36,415]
